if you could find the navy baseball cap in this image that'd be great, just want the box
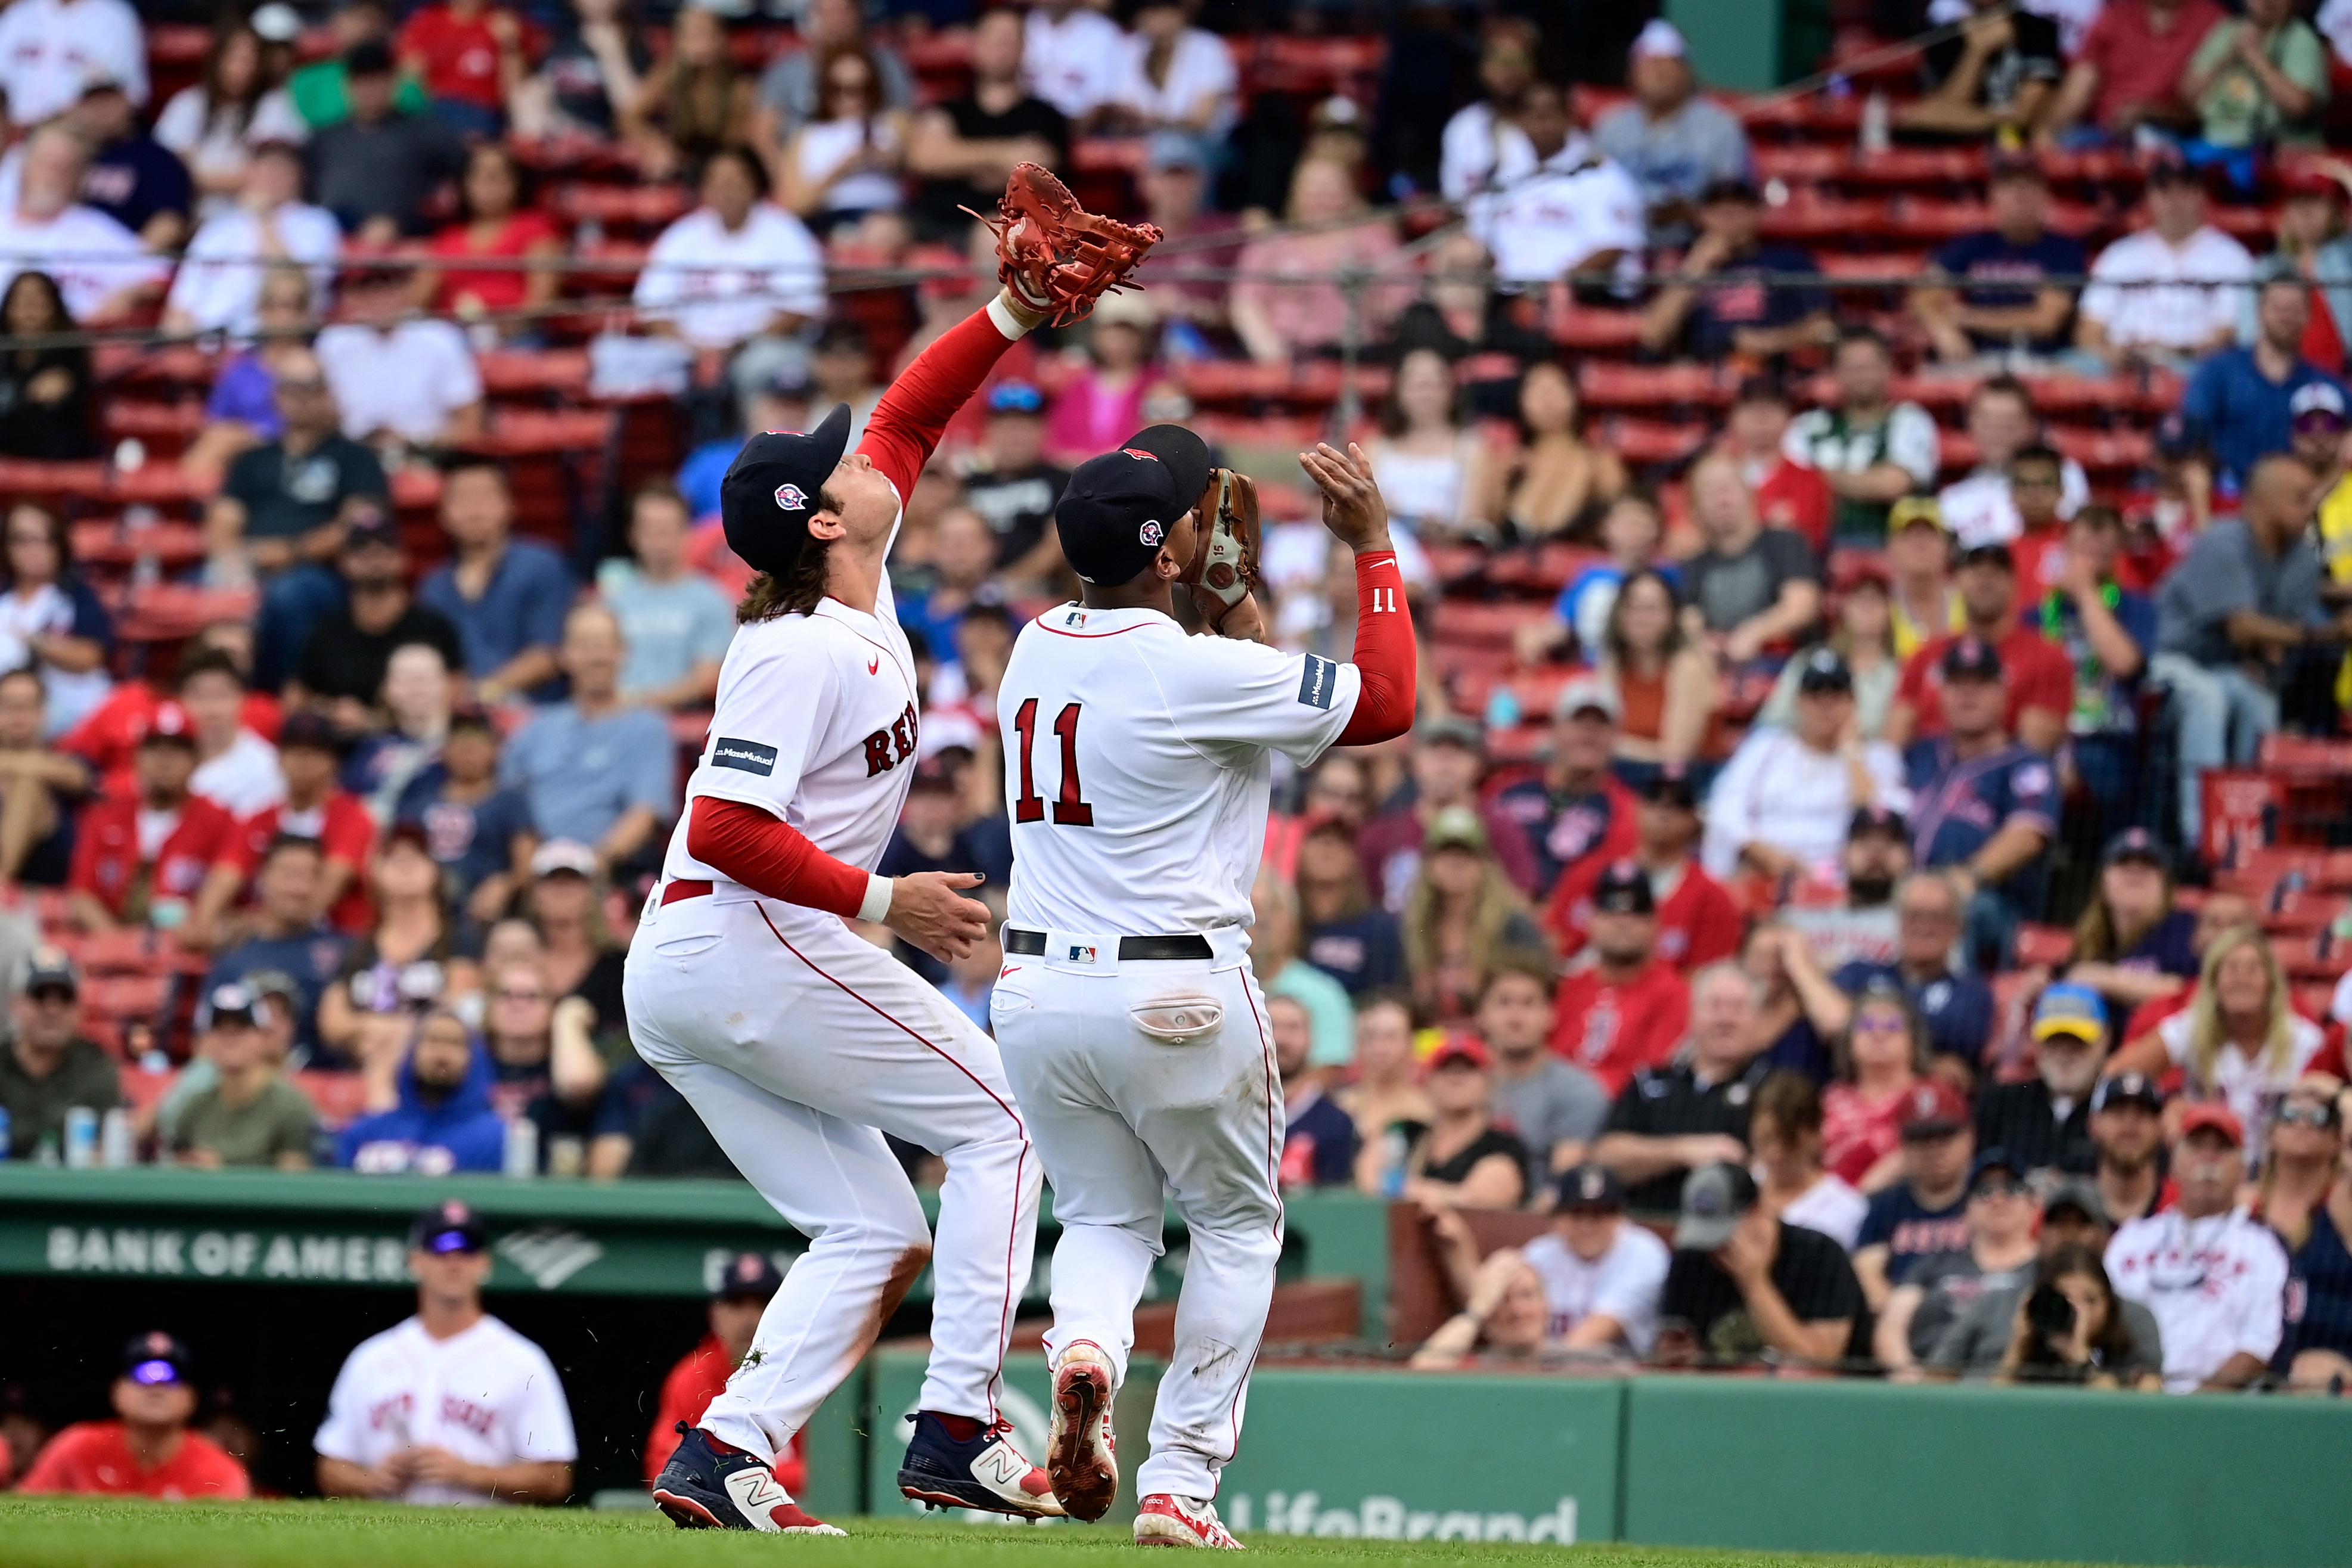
[1056,424,1210,586]
[408,1200,489,1255]
[1941,635,2004,682]
[2102,826,2168,871]
[2092,1072,2165,1115]
[120,1331,192,1386]
[1957,542,2015,572]
[1795,647,1853,695]
[1591,859,1656,916]
[1850,803,1909,840]
[1640,763,1699,811]
[713,1250,786,1302]
[1555,1162,1626,1212]
[720,402,854,578]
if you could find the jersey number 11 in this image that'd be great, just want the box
[1010,698,1095,826]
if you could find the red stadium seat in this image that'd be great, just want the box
[1578,362,1737,411]
[1549,308,1645,353]
[479,349,594,400]
[1601,417,1708,465]
[1845,148,1988,189]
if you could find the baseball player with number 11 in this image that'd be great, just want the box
[991,432,1416,1547]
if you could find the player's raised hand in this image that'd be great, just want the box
[886,871,992,962]
[1299,442,1393,554]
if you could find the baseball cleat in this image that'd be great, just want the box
[896,1410,1065,1518]
[1047,1341,1119,1522]
[652,1424,845,1534]
[1135,1493,1243,1549]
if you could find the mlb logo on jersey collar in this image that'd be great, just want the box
[1062,608,1087,630]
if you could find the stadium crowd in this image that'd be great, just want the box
[5,0,2352,1499]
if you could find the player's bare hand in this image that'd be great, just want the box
[1299,442,1393,554]
[407,1447,480,1489]
[886,871,991,962]
[1191,586,1268,642]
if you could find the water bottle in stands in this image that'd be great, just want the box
[101,1108,134,1168]
[1484,684,1521,731]
[1861,91,1891,156]
[504,1115,539,1178]
[123,504,161,591]
[63,1106,98,1169]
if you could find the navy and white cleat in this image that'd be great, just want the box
[651,1424,846,1534]
[896,1411,1065,1518]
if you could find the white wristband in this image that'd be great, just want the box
[986,293,1032,340]
[858,874,895,925]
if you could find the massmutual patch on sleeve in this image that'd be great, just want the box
[710,737,778,776]
[1296,654,1339,710]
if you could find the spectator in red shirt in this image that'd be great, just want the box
[1546,766,1741,974]
[1548,860,1692,1095]
[414,142,560,336]
[398,0,529,136]
[63,623,279,803]
[644,1252,804,1492]
[18,1333,250,1501]
[2000,445,2072,606]
[1886,542,2071,754]
[66,703,244,941]
[232,711,377,936]
[1720,374,1832,556]
[1357,716,1538,905]
[1819,978,1928,1193]
[2043,0,2227,148]
[1492,678,1643,899]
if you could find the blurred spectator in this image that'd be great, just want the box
[1919,1186,2147,1373]
[155,17,306,219]
[1104,0,1236,147]
[1518,493,1669,666]
[347,643,457,816]
[163,142,340,339]
[509,0,646,143]
[179,651,283,822]
[776,44,907,233]
[1470,81,1644,287]
[1409,1247,1559,1366]
[897,506,1002,663]
[1889,544,2072,754]
[502,604,673,874]
[0,501,110,734]
[413,143,561,334]
[396,0,527,138]
[1545,769,1740,976]
[66,704,243,939]
[1391,235,1553,421]
[2150,454,2337,843]
[0,667,86,886]
[315,1201,575,1501]
[336,1010,505,1172]
[1820,979,1928,1192]
[64,78,193,251]
[420,461,575,701]
[2065,828,2198,1014]
[1656,1162,1864,1365]
[1877,1148,2041,1374]
[1702,651,1907,884]
[18,1334,247,1500]
[1401,806,1546,1024]
[2271,1081,2352,1386]
[1548,859,1691,1096]
[1718,378,1832,554]
[2085,1070,2171,1224]
[234,712,376,930]
[1602,570,1718,772]
[1745,920,1833,1080]
[205,836,355,1063]
[1975,983,2108,1176]
[1900,636,2059,961]
[1593,960,1771,1213]
[1360,1035,1528,1210]
[1751,1070,1868,1250]
[1992,1241,2165,1386]
[290,518,465,725]
[1589,22,1749,246]
[1044,293,1154,463]
[2107,1105,2288,1390]
[1023,0,1123,123]
[1231,157,1409,365]
[2075,159,2251,372]
[0,0,146,131]
[398,705,536,926]
[907,9,1067,244]
[1897,0,2062,141]
[1274,993,1359,1190]
[2184,271,2346,500]
[677,363,812,523]
[957,382,1068,585]
[1519,1163,1671,1352]
[1438,18,1540,200]
[2180,0,2328,157]
[1853,1080,1976,1309]
[1917,164,2083,368]
[1368,717,1538,904]
[1295,815,1405,995]
[315,269,485,448]
[1888,498,1963,659]
[600,484,732,712]
[2043,0,2226,148]
[1338,995,1431,1151]
[1758,573,1899,742]
[317,827,482,1080]
[1127,133,1237,336]
[634,145,827,409]
[170,982,317,1169]
[481,954,613,1172]
[1368,349,1478,541]
[643,1255,801,1492]
[1680,454,1822,662]
[1481,960,1608,1185]
[1778,807,1912,973]
[0,125,169,325]
[811,321,883,451]
[628,7,753,180]
[288,1,426,131]
[0,272,92,460]
[0,948,116,1161]
[756,0,911,152]
[1466,362,1626,545]
[2028,507,2156,828]
[1935,381,2089,549]
[1823,868,1994,1073]
[1783,328,1940,545]
[1639,178,1829,363]
[304,41,467,241]
[185,263,315,477]
[1251,870,1354,1069]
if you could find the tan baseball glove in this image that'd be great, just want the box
[1181,468,1261,635]
[968,163,1162,328]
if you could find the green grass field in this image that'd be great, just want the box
[0,1500,2106,1568]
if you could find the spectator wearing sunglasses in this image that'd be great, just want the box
[2263,1077,2352,1389]
[17,1333,249,1499]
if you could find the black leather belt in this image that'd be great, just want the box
[1004,929,1214,961]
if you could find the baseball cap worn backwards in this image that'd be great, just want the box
[721,402,854,578]
[1056,424,1209,585]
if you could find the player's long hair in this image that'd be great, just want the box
[737,539,831,623]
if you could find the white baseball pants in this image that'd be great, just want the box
[623,890,1041,1464]
[989,942,1283,1502]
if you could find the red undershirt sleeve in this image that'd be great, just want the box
[1338,549,1417,746]
[857,301,1029,501]
[686,797,888,923]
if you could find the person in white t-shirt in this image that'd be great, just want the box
[1749,1069,1869,1250]
[2077,160,2252,371]
[1439,18,1539,200]
[1519,1162,1671,1353]
[152,18,306,221]
[1933,377,2090,549]
[163,142,340,340]
[634,145,827,408]
[2105,1106,2288,1392]
[0,125,167,325]
[0,0,147,131]
[1702,650,1909,883]
[315,1201,576,1505]
[1106,0,1236,142]
[178,650,284,821]
[1468,81,1644,286]
[314,271,484,449]
[1024,0,1126,123]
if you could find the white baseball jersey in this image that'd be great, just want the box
[2106,1208,2288,1392]
[995,604,1363,936]
[1522,1224,1671,1354]
[312,1315,576,1504]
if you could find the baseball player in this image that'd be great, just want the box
[625,271,1088,1529]
[991,431,1416,1547]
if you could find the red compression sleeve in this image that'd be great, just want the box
[858,305,1022,501]
[686,797,871,920]
[1337,550,1417,746]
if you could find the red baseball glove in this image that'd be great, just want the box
[969,163,1162,328]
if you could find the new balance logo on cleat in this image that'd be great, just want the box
[1135,1493,1243,1549]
